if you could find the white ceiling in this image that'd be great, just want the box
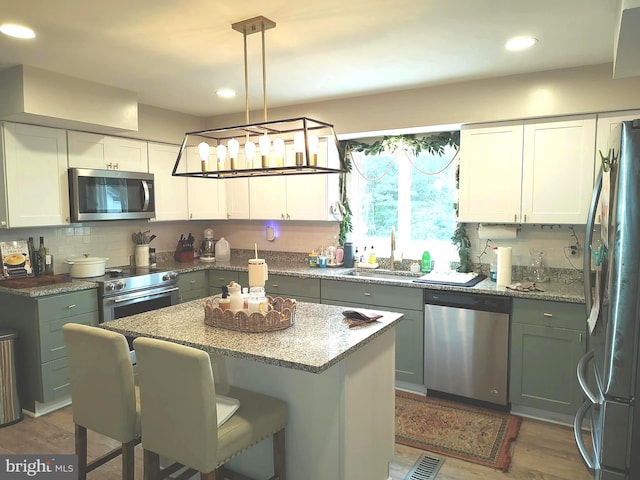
[0,0,629,118]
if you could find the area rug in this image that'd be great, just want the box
[395,390,522,472]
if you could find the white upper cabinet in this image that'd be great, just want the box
[226,177,250,219]
[521,115,595,224]
[185,146,226,220]
[459,115,596,224]
[68,131,148,172]
[593,110,640,224]
[249,138,340,220]
[458,121,524,223]
[0,122,70,227]
[147,142,188,221]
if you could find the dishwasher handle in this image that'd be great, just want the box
[424,290,511,314]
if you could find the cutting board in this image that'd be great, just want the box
[0,274,72,289]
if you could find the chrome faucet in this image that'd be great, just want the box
[389,227,396,270]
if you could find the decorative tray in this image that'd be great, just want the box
[204,296,296,332]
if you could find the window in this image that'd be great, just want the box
[346,133,459,265]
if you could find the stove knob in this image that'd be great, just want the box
[115,281,126,290]
[105,283,115,292]
[163,272,179,281]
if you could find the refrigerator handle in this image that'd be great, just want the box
[574,400,597,472]
[584,168,603,314]
[577,350,598,404]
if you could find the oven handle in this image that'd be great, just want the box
[112,286,179,304]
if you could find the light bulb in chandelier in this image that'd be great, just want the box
[273,138,285,167]
[308,134,319,167]
[228,138,240,170]
[294,131,305,166]
[216,144,227,171]
[198,142,210,171]
[259,134,271,168]
[245,141,256,168]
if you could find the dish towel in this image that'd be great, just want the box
[343,310,383,328]
[506,281,545,292]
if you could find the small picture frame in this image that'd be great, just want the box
[1,240,34,279]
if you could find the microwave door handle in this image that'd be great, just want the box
[141,180,150,211]
[584,168,602,314]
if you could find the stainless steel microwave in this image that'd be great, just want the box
[69,168,156,222]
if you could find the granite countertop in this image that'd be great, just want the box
[0,255,586,304]
[101,300,403,374]
[159,257,587,304]
[0,276,98,298]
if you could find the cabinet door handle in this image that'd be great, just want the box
[281,213,285,220]
[107,162,112,169]
[67,304,77,309]
[514,214,517,222]
[189,280,196,284]
[286,213,290,220]
[579,333,583,343]
[543,312,553,317]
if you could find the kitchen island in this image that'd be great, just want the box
[102,300,403,480]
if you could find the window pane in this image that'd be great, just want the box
[348,140,459,264]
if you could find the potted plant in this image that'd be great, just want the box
[451,224,473,273]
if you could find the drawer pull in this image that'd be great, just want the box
[543,312,553,317]
[364,292,372,296]
[189,280,196,284]
[271,284,280,288]
[67,304,77,309]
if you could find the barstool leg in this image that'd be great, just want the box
[143,450,160,480]
[122,439,136,480]
[273,428,286,480]
[75,424,88,480]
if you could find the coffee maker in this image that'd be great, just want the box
[199,228,216,261]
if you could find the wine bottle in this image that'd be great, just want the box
[44,248,54,275]
[37,236,46,277]
[27,237,36,275]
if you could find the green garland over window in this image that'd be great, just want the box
[344,131,460,156]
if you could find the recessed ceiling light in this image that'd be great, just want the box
[216,89,236,98]
[0,23,36,39]
[505,36,537,51]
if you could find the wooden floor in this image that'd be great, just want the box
[0,406,592,480]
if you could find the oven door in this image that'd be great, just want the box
[101,285,179,323]
[101,284,179,362]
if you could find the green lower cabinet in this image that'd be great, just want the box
[0,289,99,412]
[178,270,209,302]
[509,299,586,417]
[209,269,240,296]
[321,280,424,386]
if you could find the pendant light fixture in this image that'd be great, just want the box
[172,16,344,179]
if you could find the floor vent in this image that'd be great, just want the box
[404,453,444,480]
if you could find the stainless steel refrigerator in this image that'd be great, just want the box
[575,119,640,480]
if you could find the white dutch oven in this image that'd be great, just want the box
[66,255,108,278]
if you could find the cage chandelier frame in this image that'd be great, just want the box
[172,15,345,179]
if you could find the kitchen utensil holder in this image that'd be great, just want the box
[204,296,296,332]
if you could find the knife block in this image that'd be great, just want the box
[174,243,194,263]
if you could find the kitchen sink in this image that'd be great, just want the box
[346,269,422,281]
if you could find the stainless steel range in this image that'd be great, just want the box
[96,266,180,324]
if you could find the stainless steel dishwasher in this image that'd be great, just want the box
[424,290,511,406]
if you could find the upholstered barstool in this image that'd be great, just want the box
[62,323,141,480]
[133,337,287,480]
